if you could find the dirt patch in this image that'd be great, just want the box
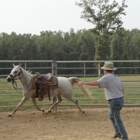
[0,107,140,140]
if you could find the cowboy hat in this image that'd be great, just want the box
[101,61,117,70]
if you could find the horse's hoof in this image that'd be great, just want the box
[8,114,13,117]
[48,110,51,113]
[82,111,85,114]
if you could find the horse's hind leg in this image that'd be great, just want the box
[31,97,44,113]
[48,95,62,112]
[68,97,84,113]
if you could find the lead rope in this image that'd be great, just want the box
[12,80,20,93]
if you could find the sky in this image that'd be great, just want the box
[0,0,140,35]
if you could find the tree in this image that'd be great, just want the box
[109,30,124,60]
[65,29,80,60]
[76,0,127,60]
[78,29,95,60]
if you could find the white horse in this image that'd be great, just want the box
[6,64,91,117]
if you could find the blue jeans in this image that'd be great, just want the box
[108,97,128,140]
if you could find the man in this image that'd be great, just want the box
[77,61,128,140]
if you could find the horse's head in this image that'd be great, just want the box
[7,64,22,82]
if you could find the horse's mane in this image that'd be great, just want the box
[20,67,33,76]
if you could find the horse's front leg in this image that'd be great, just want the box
[31,97,44,113]
[8,96,29,117]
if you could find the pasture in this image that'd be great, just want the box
[0,76,140,140]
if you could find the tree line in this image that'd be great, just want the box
[0,28,140,61]
[0,28,140,75]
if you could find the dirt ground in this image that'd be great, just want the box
[0,107,140,140]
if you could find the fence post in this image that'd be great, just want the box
[52,60,58,111]
[98,62,101,76]
[52,60,57,76]
[84,63,86,77]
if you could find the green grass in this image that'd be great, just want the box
[0,76,140,112]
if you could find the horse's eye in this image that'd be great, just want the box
[14,71,17,74]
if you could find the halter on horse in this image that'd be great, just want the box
[6,64,91,117]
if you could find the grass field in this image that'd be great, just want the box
[0,75,140,112]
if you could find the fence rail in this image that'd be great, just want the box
[0,60,140,111]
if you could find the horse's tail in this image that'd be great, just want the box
[68,77,92,98]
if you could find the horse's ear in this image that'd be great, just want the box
[13,64,15,67]
[19,63,21,67]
